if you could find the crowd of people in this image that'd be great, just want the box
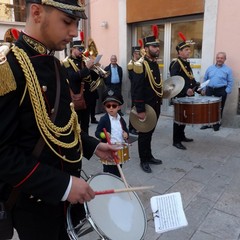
[0,0,234,239]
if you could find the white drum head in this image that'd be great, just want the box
[85,173,147,240]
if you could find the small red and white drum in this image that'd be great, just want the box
[67,173,147,240]
[100,143,130,165]
[172,96,221,125]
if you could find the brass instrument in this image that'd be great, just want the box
[82,38,109,92]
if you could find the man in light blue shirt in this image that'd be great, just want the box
[104,55,123,94]
[201,52,234,131]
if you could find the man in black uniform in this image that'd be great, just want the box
[63,40,95,134]
[170,40,199,150]
[131,32,163,173]
[127,46,141,135]
[0,1,117,239]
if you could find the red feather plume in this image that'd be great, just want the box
[80,31,84,42]
[178,32,186,42]
[152,25,159,39]
[11,28,20,40]
[138,39,143,48]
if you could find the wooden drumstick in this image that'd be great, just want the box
[95,185,154,195]
[103,128,130,190]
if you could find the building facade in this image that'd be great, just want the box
[1,0,240,127]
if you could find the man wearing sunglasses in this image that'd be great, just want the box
[130,28,163,173]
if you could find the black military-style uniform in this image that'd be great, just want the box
[170,57,198,144]
[131,57,162,162]
[0,32,99,239]
[64,55,93,134]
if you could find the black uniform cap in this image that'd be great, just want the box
[143,35,160,47]
[102,89,124,105]
[25,0,87,19]
[176,41,190,52]
[131,46,141,54]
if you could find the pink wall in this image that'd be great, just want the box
[89,0,120,68]
[215,0,240,124]
[215,0,240,81]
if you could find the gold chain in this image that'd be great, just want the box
[177,59,194,80]
[143,60,163,97]
[12,46,83,163]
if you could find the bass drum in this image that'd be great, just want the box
[67,173,147,240]
[173,96,221,125]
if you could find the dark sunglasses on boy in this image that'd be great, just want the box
[105,103,118,109]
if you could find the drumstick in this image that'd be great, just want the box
[95,185,154,195]
[103,128,130,190]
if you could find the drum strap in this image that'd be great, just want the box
[177,59,194,80]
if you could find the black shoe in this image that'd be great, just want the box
[213,123,220,131]
[129,129,138,135]
[200,125,212,130]
[148,158,162,165]
[173,142,187,150]
[140,162,152,173]
[181,137,193,142]
[91,120,99,124]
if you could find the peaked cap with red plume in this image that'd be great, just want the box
[176,32,190,52]
[143,25,160,47]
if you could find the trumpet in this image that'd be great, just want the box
[82,54,109,78]
[83,38,110,78]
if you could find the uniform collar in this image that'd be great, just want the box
[20,32,55,55]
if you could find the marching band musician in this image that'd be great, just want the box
[63,38,96,134]
[0,1,117,239]
[130,25,163,173]
[170,33,199,150]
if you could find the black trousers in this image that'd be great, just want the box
[138,104,161,162]
[77,108,90,134]
[173,123,186,144]
[103,164,122,177]
[206,86,227,118]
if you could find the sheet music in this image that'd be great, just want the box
[94,54,102,64]
[150,192,188,234]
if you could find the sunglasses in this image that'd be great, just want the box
[105,104,118,109]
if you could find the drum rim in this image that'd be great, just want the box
[172,96,221,104]
[85,173,147,240]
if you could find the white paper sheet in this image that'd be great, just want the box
[94,54,103,64]
[150,192,188,234]
[198,79,210,90]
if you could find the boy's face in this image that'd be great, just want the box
[104,101,120,116]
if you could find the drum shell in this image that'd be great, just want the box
[173,96,221,125]
[100,143,130,165]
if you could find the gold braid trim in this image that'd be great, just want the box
[42,0,85,11]
[177,59,194,80]
[12,46,82,163]
[143,60,163,98]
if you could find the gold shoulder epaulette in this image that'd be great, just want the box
[127,60,133,71]
[133,61,143,74]
[62,56,70,68]
[170,58,178,69]
[0,45,16,96]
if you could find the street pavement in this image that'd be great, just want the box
[12,113,240,240]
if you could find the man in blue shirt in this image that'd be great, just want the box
[200,52,234,131]
[104,55,123,95]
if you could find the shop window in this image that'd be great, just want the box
[171,21,203,60]
[0,0,26,22]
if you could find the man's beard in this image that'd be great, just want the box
[148,49,159,58]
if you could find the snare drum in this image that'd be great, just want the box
[67,173,147,240]
[100,143,130,165]
[173,96,221,125]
